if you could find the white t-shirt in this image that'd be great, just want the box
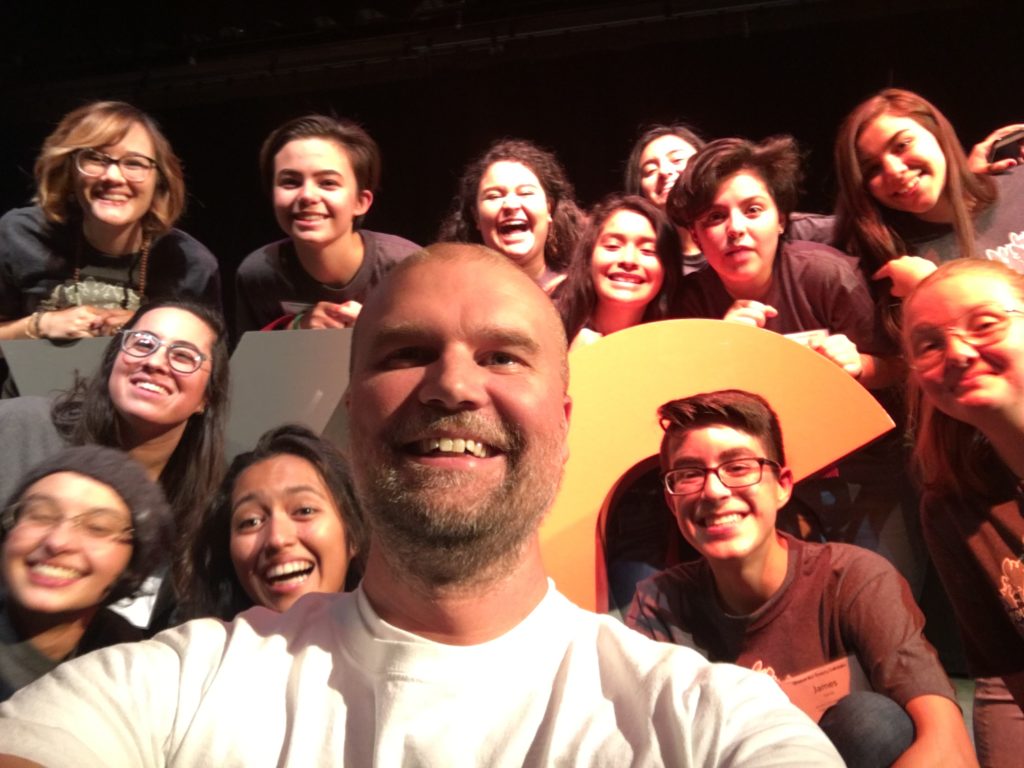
[0,582,841,767]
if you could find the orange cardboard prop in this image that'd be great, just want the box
[539,319,896,612]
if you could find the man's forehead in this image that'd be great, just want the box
[353,253,566,368]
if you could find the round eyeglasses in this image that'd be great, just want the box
[119,330,208,374]
[663,458,780,496]
[2,499,133,544]
[75,149,157,183]
[907,306,1023,372]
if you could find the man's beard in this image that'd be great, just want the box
[352,411,564,588]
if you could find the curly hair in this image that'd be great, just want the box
[437,138,585,272]
[33,101,186,236]
[666,135,803,230]
[555,194,681,341]
[179,424,366,620]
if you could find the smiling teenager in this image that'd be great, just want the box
[903,259,1024,766]
[624,123,708,275]
[0,299,228,629]
[0,102,220,347]
[179,424,366,620]
[555,194,680,349]
[234,115,420,336]
[438,139,586,294]
[627,390,977,768]
[0,445,171,701]
[835,89,1024,323]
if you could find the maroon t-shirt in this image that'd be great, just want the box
[627,534,954,707]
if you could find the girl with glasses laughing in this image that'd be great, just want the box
[904,259,1024,765]
[0,445,172,700]
[0,299,228,631]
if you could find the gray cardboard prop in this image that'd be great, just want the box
[1,337,109,396]
[225,328,352,459]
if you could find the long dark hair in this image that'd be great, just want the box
[437,138,585,272]
[180,424,366,620]
[624,123,705,197]
[556,194,681,341]
[50,298,229,597]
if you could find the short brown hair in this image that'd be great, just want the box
[258,115,380,228]
[666,135,803,230]
[658,389,786,469]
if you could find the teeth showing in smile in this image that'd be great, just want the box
[265,561,314,583]
[31,563,82,579]
[415,438,491,458]
[609,273,644,285]
[700,513,744,528]
[893,176,920,196]
[137,381,169,394]
[498,220,530,235]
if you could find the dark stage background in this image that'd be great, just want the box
[2,0,1020,323]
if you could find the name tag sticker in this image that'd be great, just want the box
[280,301,314,315]
[777,655,870,722]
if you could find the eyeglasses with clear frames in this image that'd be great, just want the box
[663,458,780,496]
[907,306,1023,372]
[119,330,208,374]
[2,499,133,544]
[75,149,157,183]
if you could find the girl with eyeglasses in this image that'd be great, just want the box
[903,259,1024,765]
[0,101,220,346]
[0,445,172,700]
[0,299,228,630]
[179,425,366,621]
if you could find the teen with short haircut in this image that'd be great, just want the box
[627,389,976,768]
[234,115,419,335]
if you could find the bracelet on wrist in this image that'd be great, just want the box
[25,311,43,340]
[290,312,306,330]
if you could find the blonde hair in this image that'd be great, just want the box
[34,101,186,235]
[904,259,1024,497]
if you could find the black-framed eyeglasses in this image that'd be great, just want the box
[2,499,133,544]
[663,458,780,496]
[907,306,1023,372]
[75,149,157,183]
[119,330,208,374]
